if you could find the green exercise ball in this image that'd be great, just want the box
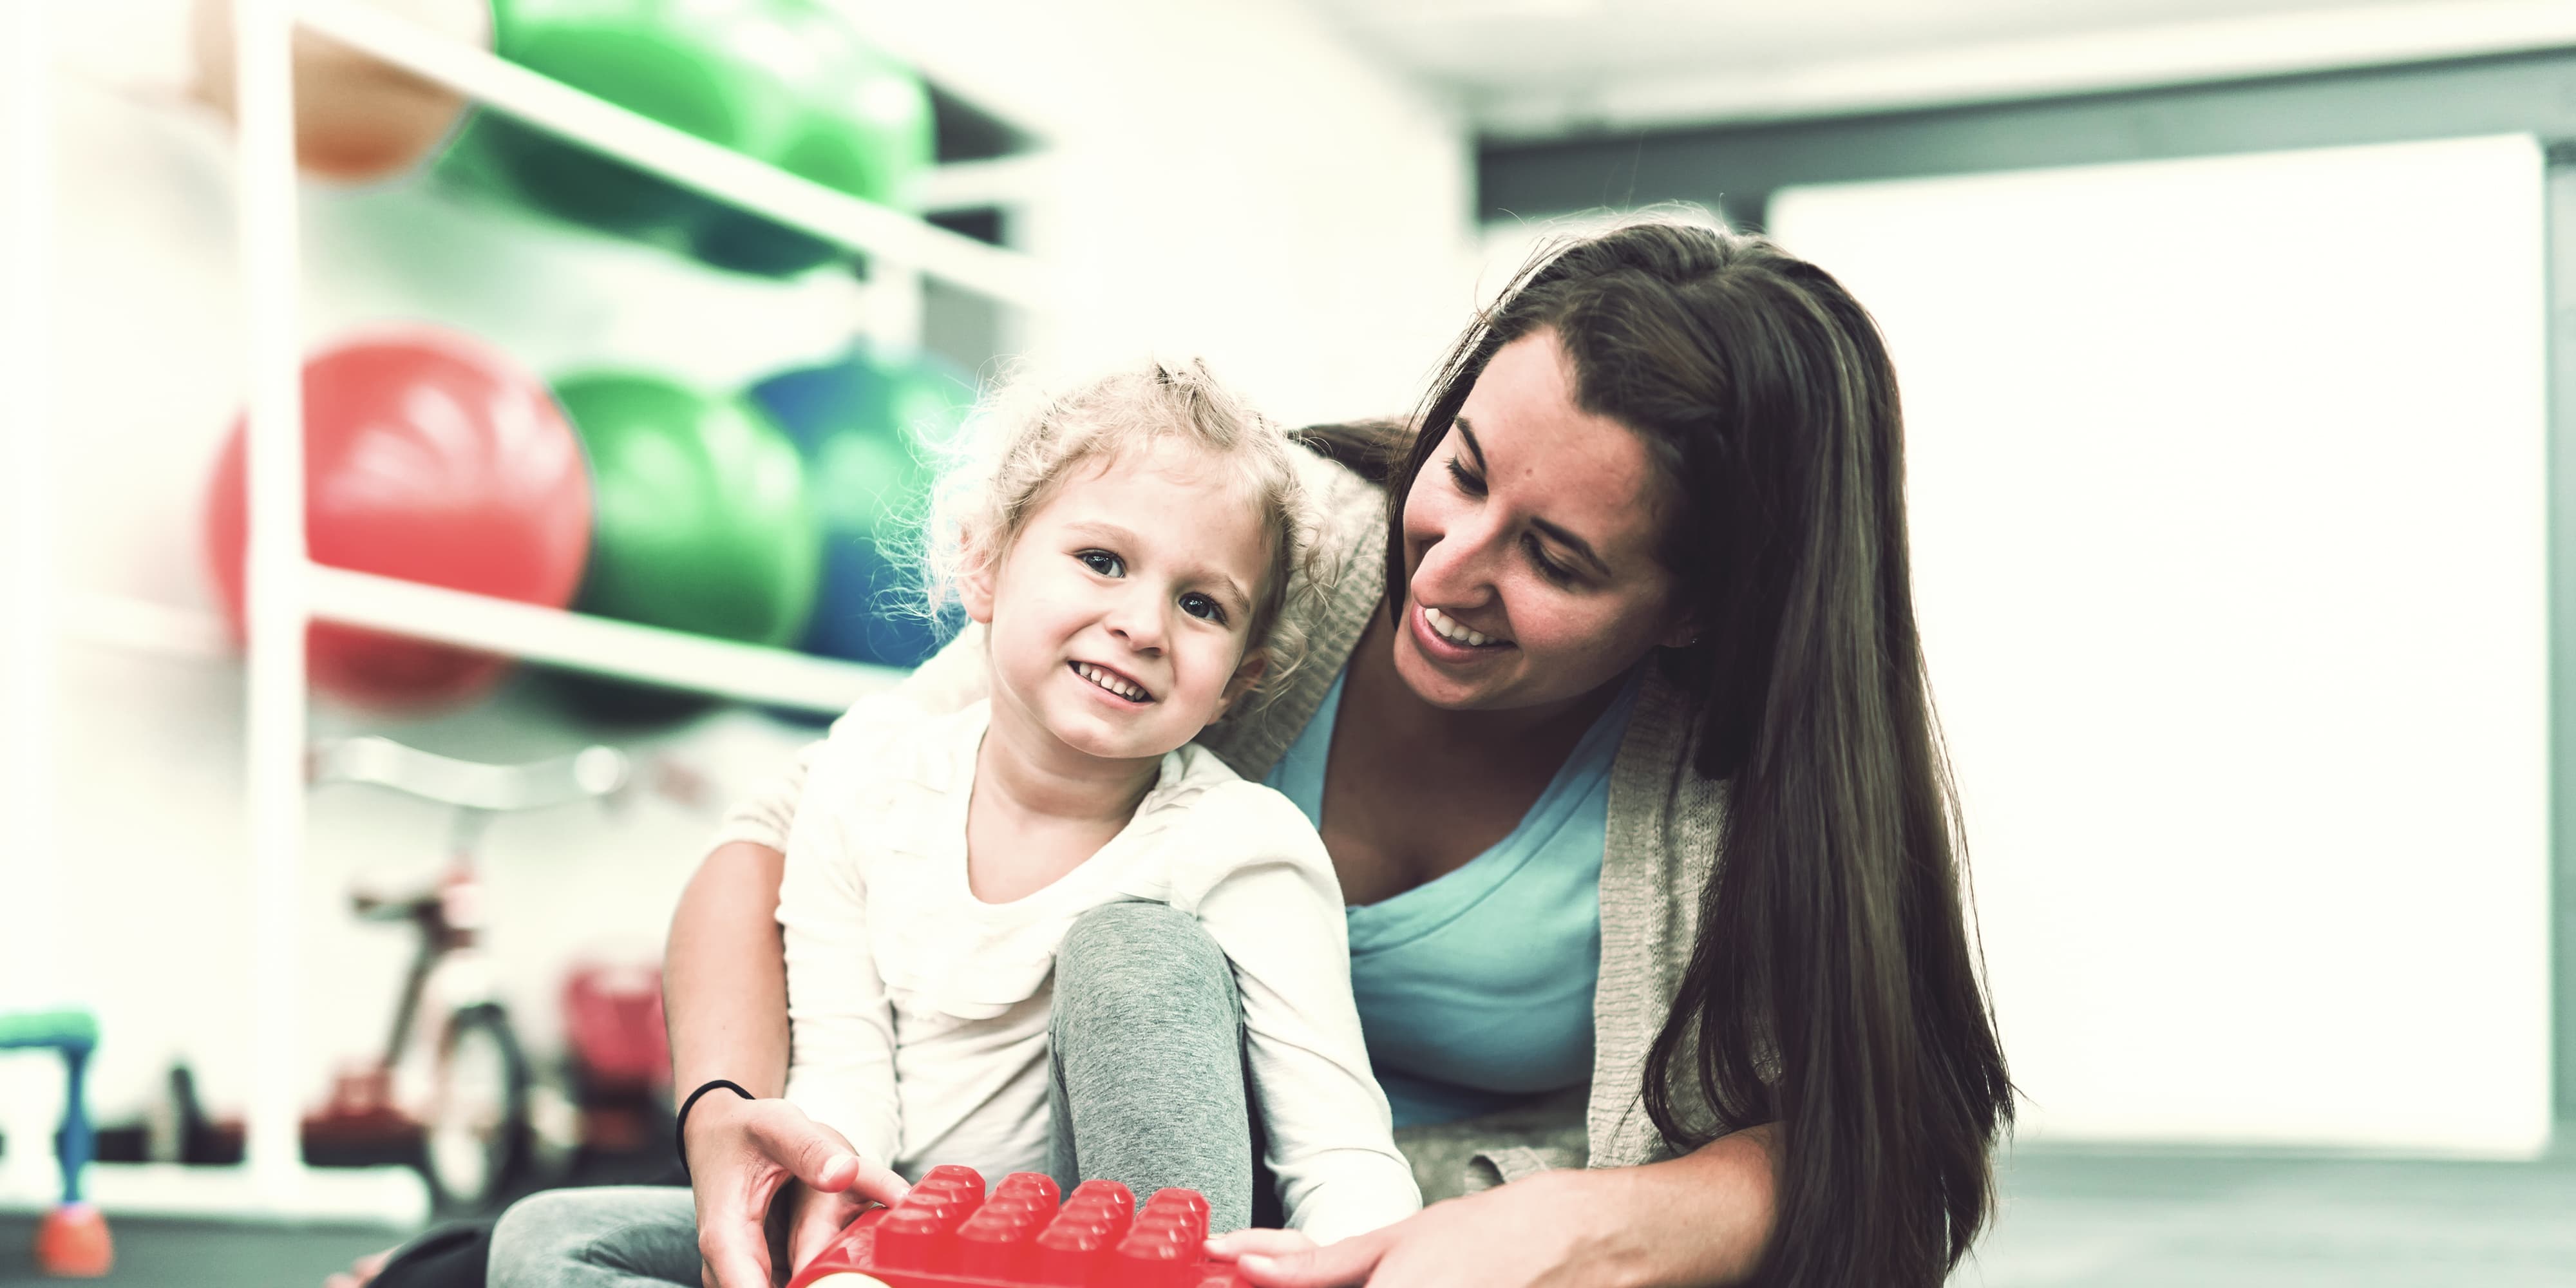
[447,0,933,278]
[550,371,820,723]
[463,0,792,233]
[688,35,934,276]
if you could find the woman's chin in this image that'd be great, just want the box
[1392,632,1510,710]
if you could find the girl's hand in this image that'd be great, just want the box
[683,1094,909,1288]
[1223,1173,1631,1288]
[784,1177,872,1276]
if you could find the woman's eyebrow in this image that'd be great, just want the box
[1457,419,1611,577]
[1454,418,1488,472]
[1530,518,1610,577]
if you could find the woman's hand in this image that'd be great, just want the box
[1216,1172,1643,1288]
[684,1092,909,1288]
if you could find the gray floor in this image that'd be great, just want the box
[1964,1146,2576,1287]
[4,1147,2574,1286]
[0,1214,395,1286]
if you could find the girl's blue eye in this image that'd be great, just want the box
[1180,592,1227,624]
[1078,550,1124,577]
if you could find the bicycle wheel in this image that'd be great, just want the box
[423,1002,531,1212]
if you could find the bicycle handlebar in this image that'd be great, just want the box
[310,737,630,812]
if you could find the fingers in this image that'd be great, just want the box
[841,1153,911,1208]
[745,1102,868,1195]
[1205,1229,1320,1260]
[788,1188,863,1272]
[696,1230,775,1288]
[1235,1231,1391,1288]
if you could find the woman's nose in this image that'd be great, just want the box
[1412,516,1502,604]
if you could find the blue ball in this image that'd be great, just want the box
[748,348,974,672]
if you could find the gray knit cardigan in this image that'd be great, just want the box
[719,450,1732,1199]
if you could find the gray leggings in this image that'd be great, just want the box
[489,902,1254,1288]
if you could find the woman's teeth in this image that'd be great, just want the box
[1075,663,1149,701]
[1424,605,1503,647]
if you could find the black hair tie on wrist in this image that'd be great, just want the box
[675,1079,754,1183]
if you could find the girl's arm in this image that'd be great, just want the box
[673,629,990,1288]
[712,626,992,853]
[1188,786,1421,1244]
[773,751,905,1170]
[773,757,910,1269]
[1231,1124,1779,1288]
[670,840,902,1288]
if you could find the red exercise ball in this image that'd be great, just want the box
[204,330,592,710]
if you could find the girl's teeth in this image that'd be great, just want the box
[1077,664,1144,701]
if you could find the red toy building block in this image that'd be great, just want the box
[785,1166,1250,1288]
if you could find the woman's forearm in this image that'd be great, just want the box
[666,840,792,1097]
[1562,1123,1778,1287]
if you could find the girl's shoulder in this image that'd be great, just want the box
[1133,744,1336,887]
[808,699,983,802]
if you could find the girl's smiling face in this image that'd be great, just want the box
[961,437,1275,764]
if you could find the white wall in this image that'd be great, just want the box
[6,0,1474,1133]
[1770,135,2552,1156]
[822,0,1480,426]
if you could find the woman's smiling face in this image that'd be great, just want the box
[1393,328,1696,713]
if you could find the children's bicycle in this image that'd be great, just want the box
[301,735,629,1211]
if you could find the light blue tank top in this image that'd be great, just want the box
[1265,665,1642,1127]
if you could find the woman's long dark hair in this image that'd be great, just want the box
[1383,223,2012,1286]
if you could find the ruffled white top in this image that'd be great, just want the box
[777,699,1422,1243]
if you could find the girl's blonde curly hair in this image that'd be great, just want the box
[917,357,1319,715]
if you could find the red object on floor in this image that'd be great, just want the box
[33,1202,112,1278]
[562,962,669,1094]
[784,1166,1248,1288]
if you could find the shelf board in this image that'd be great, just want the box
[307,567,902,713]
[294,0,1050,308]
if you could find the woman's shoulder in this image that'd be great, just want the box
[1291,432,1392,535]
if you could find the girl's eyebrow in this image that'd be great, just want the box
[1064,519,1253,613]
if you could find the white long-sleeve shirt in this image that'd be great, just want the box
[777,699,1421,1244]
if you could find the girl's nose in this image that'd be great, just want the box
[1104,586,1166,653]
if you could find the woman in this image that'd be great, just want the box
[643,220,2013,1288]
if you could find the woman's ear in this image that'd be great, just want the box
[1658,612,1705,652]
[1215,649,1269,718]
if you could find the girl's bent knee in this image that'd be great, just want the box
[1054,902,1236,1037]
[1059,902,1226,985]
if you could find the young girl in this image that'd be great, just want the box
[486,359,1418,1288]
[773,357,1419,1249]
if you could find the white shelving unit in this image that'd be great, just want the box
[14,0,1052,1224]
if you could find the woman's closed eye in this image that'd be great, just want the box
[1449,457,1583,587]
[1524,537,1578,585]
[1076,549,1124,578]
